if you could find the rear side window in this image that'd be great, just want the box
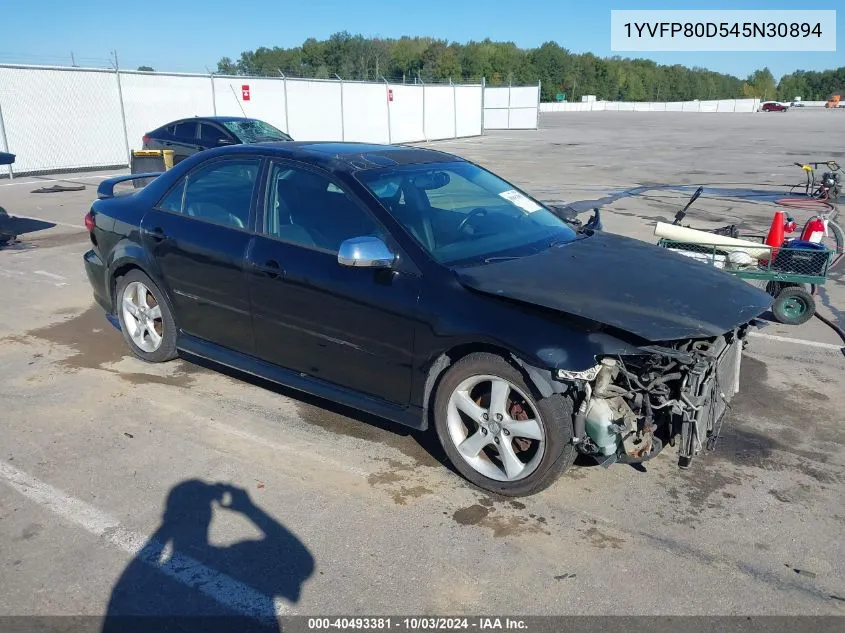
[157,159,260,230]
[173,121,197,139]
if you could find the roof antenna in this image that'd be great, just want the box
[229,84,247,117]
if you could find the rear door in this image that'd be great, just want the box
[167,120,202,163]
[246,160,420,405]
[141,156,263,354]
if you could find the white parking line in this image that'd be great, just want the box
[0,460,292,620]
[0,173,125,187]
[748,330,844,351]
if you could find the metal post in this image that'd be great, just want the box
[112,52,132,166]
[0,102,12,180]
[481,76,486,135]
[381,76,392,144]
[507,81,512,130]
[536,79,541,129]
[278,70,290,135]
[210,72,217,115]
[451,77,457,138]
[421,77,427,142]
[335,74,345,141]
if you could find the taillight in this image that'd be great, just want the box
[142,134,151,146]
[84,211,95,232]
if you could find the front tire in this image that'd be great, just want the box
[115,269,178,363]
[432,352,576,497]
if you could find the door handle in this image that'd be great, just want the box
[253,259,282,278]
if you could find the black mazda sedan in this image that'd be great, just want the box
[83,142,771,496]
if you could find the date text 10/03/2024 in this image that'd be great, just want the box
[307,617,529,630]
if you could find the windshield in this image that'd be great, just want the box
[222,119,293,143]
[356,161,577,265]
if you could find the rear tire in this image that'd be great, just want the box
[432,352,576,497]
[115,269,178,363]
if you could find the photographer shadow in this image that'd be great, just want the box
[102,479,314,633]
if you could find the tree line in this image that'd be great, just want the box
[215,33,842,103]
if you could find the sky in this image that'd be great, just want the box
[0,0,841,80]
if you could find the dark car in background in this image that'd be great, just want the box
[82,142,770,496]
[142,116,293,164]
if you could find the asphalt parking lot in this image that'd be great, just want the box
[1,109,844,621]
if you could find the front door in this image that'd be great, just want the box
[141,156,262,354]
[246,161,420,406]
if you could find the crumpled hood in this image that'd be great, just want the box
[455,231,773,342]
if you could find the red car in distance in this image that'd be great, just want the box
[760,102,789,112]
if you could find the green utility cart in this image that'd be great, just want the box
[657,237,835,326]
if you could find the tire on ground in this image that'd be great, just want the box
[432,352,576,497]
[115,269,178,363]
[772,286,815,326]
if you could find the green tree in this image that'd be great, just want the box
[214,32,839,103]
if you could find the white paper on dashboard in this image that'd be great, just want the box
[499,189,542,212]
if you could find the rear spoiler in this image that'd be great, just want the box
[97,173,164,199]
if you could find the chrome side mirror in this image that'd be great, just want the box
[337,236,396,268]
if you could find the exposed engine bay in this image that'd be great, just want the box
[569,324,748,468]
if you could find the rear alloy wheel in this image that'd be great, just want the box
[433,352,575,496]
[116,270,178,363]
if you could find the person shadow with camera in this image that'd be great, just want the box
[102,479,314,633]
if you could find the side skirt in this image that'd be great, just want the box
[177,333,425,431]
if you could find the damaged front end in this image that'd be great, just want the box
[564,324,749,469]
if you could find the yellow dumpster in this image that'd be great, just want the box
[130,149,175,188]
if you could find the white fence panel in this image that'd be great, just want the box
[508,108,538,128]
[212,76,288,135]
[387,84,424,144]
[0,65,493,175]
[541,98,763,114]
[483,108,509,128]
[424,85,456,140]
[122,72,214,152]
[736,99,760,112]
[0,66,126,173]
[286,79,343,141]
[455,86,482,137]
[342,82,389,144]
[483,87,510,109]
[482,85,538,129]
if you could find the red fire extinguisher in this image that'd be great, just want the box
[801,215,827,243]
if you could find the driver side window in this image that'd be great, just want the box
[265,163,384,252]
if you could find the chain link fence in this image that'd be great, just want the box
[0,63,540,178]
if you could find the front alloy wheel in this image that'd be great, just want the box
[446,375,545,482]
[433,352,576,497]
